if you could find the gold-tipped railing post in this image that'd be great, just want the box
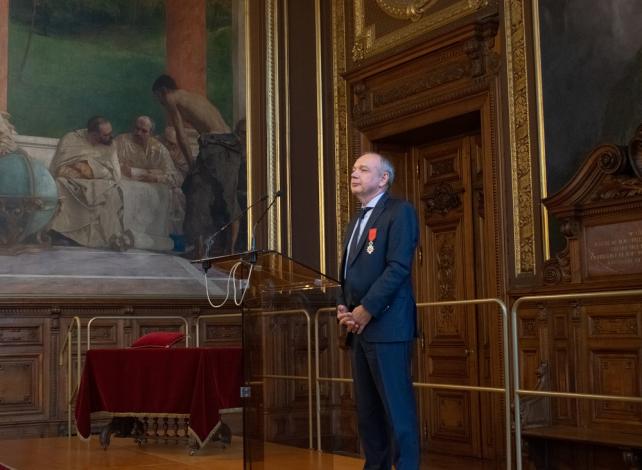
[59,316,81,437]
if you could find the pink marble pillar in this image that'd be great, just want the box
[0,0,8,111]
[166,0,207,95]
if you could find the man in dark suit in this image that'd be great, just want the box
[337,152,420,470]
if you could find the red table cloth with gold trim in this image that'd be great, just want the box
[75,347,242,445]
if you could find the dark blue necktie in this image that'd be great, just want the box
[348,207,372,266]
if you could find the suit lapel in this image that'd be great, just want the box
[341,214,360,281]
[347,192,389,270]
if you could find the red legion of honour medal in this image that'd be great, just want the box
[366,228,377,254]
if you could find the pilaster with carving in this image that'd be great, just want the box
[503,0,537,278]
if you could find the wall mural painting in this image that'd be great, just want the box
[0,0,247,297]
[538,0,642,252]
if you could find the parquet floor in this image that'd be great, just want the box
[0,435,361,470]
[0,435,506,469]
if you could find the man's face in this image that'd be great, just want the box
[96,123,113,145]
[153,89,167,106]
[133,118,152,146]
[163,126,177,145]
[350,153,388,201]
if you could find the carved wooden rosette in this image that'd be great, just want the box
[422,181,463,218]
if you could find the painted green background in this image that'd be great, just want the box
[8,0,233,138]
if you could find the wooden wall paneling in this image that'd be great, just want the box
[517,306,551,429]
[200,315,242,347]
[583,302,642,434]
[550,306,576,426]
[515,297,642,469]
[0,301,243,439]
[0,311,51,438]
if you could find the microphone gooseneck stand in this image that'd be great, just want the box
[200,189,284,307]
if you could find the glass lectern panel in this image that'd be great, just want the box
[197,251,352,469]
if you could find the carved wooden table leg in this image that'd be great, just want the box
[99,417,141,450]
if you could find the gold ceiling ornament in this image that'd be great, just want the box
[375,0,439,21]
[353,0,493,62]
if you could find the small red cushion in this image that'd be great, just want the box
[131,332,185,348]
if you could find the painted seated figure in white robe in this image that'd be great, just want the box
[115,116,184,251]
[49,117,132,250]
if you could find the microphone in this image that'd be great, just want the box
[249,189,284,262]
[201,190,274,269]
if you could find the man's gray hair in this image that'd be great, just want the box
[379,154,395,189]
[136,115,155,132]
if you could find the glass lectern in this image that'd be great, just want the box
[198,250,349,469]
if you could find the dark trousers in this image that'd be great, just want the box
[351,334,420,470]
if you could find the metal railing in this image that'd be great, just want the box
[511,289,642,470]
[55,288,642,467]
[314,298,512,470]
[59,316,81,437]
[86,315,190,350]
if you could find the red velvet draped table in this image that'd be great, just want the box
[75,347,242,446]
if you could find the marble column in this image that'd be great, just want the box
[165,0,207,95]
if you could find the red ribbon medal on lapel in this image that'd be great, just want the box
[366,228,377,254]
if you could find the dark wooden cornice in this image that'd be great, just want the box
[342,19,497,83]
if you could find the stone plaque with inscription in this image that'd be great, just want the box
[585,221,642,277]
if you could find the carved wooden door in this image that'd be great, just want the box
[413,135,482,457]
[376,135,484,457]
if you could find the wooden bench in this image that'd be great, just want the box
[522,425,642,470]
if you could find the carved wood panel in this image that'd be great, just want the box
[0,354,43,416]
[516,300,642,441]
[415,136,482,457]
[582,304,642,431]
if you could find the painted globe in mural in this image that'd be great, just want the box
[0,151,59,245]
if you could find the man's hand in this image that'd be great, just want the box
[338,304,372,334]
[351,305,372,335]
[137,172,160,183]
[72,161,94,179]
[337,304,359,333]
[121,163,132,178]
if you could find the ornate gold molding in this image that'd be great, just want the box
[315,0,326,274]
[352,0,492,62]
[265,0,282,252]
[283,0,292,257]
[375,0,439,21]
[244,0,254,249]
[504,0,535,275]
[333,0,351,271]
